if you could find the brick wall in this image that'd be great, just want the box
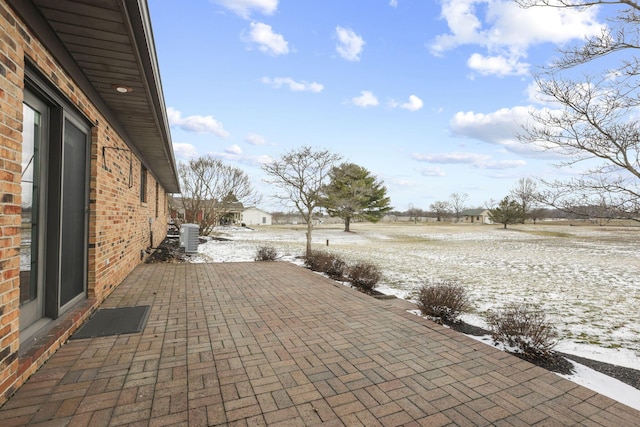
[89,125,169,302]
[0,0,171,404]
[0,0,24,404]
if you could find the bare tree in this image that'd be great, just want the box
[429,201,451,222]
[262,146,341,256]
[510,178,538,223]
[484,198,498,210]
[177,156,259,235]
[528,207,548,225]
[406,204,424,223]
[449,192,469,223]
[517,0,640,221]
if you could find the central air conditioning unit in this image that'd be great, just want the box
[179,223,200,254]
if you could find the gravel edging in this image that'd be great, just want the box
[559,352,640,390]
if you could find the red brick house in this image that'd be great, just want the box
[0,0,179,404]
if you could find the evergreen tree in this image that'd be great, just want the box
[321,163,392,232]
[489,197,526,229]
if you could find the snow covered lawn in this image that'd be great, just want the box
[192,222,640,409]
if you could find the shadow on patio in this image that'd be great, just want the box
[1,262,638,426]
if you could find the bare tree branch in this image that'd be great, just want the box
[517,0,640,221]
[177,156,260,235]
[449,193,469,223]
[510,178,539,223]
[262,146,341,256]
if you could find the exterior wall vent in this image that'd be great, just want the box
[179,223,200,254]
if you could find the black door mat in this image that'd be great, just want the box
[71,306,150,339]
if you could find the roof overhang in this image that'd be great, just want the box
[8,0,180,193]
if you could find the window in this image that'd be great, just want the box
[140,165,148,203]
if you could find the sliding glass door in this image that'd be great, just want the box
[20,83,90,337]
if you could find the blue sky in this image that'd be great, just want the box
[148,0,607,211]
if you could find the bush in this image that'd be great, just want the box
[325,257,348,280]
[255,246,278,261]
[305,250,331,271]
[305,250,347,279]
[486,304,558,358]
[348,262,382,294]
[416,280,469,322]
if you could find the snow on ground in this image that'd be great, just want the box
[557,362,640,411]
[192,223,640,410]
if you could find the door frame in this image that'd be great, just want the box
[19,90,49,336]
[20,67,91,341]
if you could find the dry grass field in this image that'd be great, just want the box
[203,221,640,356]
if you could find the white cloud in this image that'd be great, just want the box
[245,133,267,145]
[449,106,536,153]
[167,107,230,138]
[244,22,289,56]
[467,53,529,77]
[412,151,525,170]
[352,90,379,108]
[336,26,365,61]
[225,144,243,155]
[209,151,272,167]
[261,77,323,92]
[172,143,198,160]
[418,167,446,177]
[389,0,398,7]
[412,151,490,164]
[400,95,424,112]
[451,105,567,156]
[429,0,604,76]
[481,160,527,169]
[211,0,278,19]
[526,80,544,104]
[525,79,566,106]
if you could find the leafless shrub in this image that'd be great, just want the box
[348,262,382,294]
[486,304,558,358]
[416,280,470,322]
[325,257,348,280]
[255,246,278,261]
[305,250,347,279]
[305,250,331,271]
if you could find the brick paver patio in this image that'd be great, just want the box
[1,262,638,426]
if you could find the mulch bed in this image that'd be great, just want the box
[145,237,187,263]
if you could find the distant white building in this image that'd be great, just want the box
[241,207,272,226]
[461,209,492,224]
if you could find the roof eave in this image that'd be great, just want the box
[7,0,180,193]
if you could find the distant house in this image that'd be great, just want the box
[242,207,272,226]
[461,209,492,224]
[170,197,244,225]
